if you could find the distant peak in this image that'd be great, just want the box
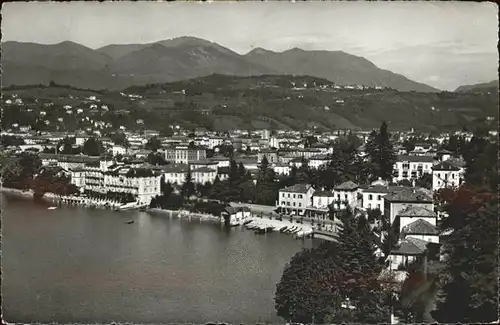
[286,47,305,52]
[246,47,275,55]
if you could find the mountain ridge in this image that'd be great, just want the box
[455,80,499,92]
[3,36,439,92]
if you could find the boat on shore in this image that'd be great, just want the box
[125,220,135,224]
[279,226,288,232]
[254,228,266,235]
[47,206,57,210]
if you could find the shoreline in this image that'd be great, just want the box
[2,188,335,240]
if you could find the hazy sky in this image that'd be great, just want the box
[2,1,498,91]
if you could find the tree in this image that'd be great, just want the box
[304,135,318,148]
[82,137,104,156]
[397,179,413,187]
[462,134,498,192]
[145,137,161,151]
[56,136,79,154]
[111,132,129,148]
[209,175,226,202]
[275,208,391,323]
[181,169,195,199]
[160,178,174,197]
[431,188,498,323]
[147,152,168,166]
[415,173,432,190]
[366,122,397,181]
[254,156,278,205]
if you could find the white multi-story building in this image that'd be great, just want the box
[383,187,434,225]
[392,155,434,183]
[312,191,335,210]
[273,163,291,176]
[258,149,279,164]
[69,168,86,189]
[332,181,360,210]
[432,161,464,191]
[208,136,225,149]
[111,145,128,156]
[103,167,161,205]
[209,156,230,168]
[163,164,189,185]
[165,146,207,164]
[308,154,331,169]
[71,162,161,205]
[192,167,218,185]
[277,183,315,216]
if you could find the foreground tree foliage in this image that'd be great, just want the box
[431,188,498,323]
[275,209,391,323]
[431,132,498,323]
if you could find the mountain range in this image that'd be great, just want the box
[455,79,499,92]
[2,36,440,92]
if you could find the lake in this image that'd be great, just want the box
[2,194,315,323]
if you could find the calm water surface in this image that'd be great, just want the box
[2,194,314,323]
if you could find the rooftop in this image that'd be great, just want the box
[334,180,359,191]
[397,155,434,163]
[192,167,217,173]
[432,161,461,171]
[384,187,433,203]
[390,237,431,256]
[401,218,439,236]
[313,191,334,197]
[280,183,312,194]
[397,205,437,218]
[163,164,189,173]
[309,154,330,160]
[361,185,406,194]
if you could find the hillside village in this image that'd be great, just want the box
[1,60,498,325]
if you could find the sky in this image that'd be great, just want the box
[2,1,498,91]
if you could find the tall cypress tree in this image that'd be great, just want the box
[366,122,396,181]
[254,156,277,205]
[181,169,195,199]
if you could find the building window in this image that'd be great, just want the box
[369,194,373,200]
[377,204,381,209]
[368,203,372,209]
[293,194,296,199]
[378,195,382,201]
[402,171,408,178]
[298,203,302,207]
[402,163,410,169]
[288,193,290,198]
[298,194,303,199]
[293,202,296,207]
[344,194,348,200]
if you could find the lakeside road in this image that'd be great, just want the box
[229,201,340,227]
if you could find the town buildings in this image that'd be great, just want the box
[164,145,207,164]
[392,155,434,183]
[277,184,315,216]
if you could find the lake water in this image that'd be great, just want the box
[2,194,315,323]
